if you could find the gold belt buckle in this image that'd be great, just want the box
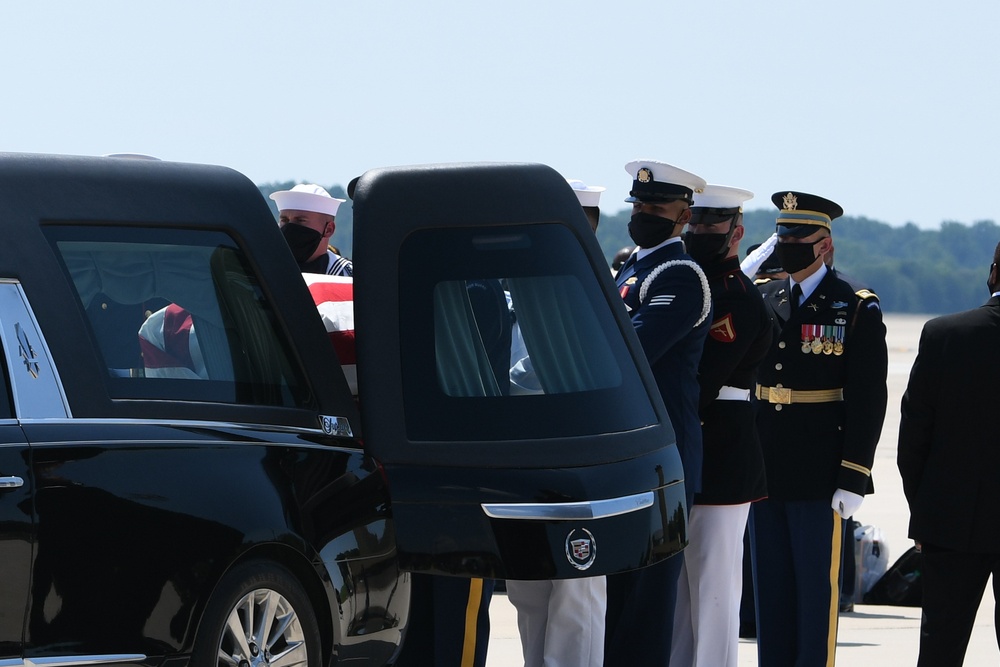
[768,387,792,404]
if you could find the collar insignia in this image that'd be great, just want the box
[808,303,819,311]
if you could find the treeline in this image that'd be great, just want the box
[259,182,998,315]
[597,208,998,315]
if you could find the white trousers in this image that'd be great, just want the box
[505,576,606,667]
[670,503,752,667]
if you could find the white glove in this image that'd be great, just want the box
[831,489,864,519]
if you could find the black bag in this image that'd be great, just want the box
[862,545,922,607]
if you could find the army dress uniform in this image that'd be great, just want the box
[751,192,888,667]
[605,160,712,667]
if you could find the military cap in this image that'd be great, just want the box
[566,179,606,207]
[772,191,843,238]
[691,184,753,225]
[270,183,345,216]
[624,160,706,205]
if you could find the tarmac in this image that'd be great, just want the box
[485,313,1000,666]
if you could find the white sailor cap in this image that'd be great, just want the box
[624,160,706,205]
[566,179,606,208]
[269,183,345,217]
[693,185,754,211]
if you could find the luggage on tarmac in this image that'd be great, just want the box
[863,546,923,607]
[853,523,889,600]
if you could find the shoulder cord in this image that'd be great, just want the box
[638,259,712,328]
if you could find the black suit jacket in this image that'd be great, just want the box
[898,296,1000,552]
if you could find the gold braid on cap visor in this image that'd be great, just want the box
[776,210,832,231]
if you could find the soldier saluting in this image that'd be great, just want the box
[751,191,888,666]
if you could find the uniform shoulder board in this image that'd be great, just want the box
[855,288,879,303]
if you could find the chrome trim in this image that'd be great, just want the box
[0,655,146,667]
[320,414,354,438]
[0,476,24,489]
[482,491,654,521]
[0,282,73,419]
[16,416,354,437]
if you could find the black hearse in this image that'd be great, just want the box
[0,154,685,666]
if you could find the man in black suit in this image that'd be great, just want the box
[605,159,712,666]
[898,241,1000,666]
[752,191,888,666]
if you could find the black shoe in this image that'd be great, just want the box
[839,601,854,613]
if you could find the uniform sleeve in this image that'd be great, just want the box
[837,296,888,495]
[697,289,771,412]
[896,323,940,509]
[631,265,709,366]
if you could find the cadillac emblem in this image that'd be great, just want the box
[637,167,653,184]
[782,192,798,210]
[565,528,597,570]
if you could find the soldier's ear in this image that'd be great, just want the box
[731,224,745,246]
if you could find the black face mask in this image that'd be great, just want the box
[775,240,821,275]
[628,212,678,249]
[281,224,323,265]
[684,232,730,266]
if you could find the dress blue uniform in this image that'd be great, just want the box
[751,192,887,667]
[671,185,772,667]
[615,239,711,497]
[604,160,712,667]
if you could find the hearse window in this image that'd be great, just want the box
[47,226,312,408]
[400,223,657,441]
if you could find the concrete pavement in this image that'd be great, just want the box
[485,314,1000,666]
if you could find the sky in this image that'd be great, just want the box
[3,1,999,229]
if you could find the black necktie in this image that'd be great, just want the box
[792,284,803,309]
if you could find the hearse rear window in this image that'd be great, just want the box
[47,226,312,408]
[398,223,657,441]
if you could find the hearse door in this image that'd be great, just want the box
[352,163,687,580]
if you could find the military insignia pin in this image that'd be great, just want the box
[637,168,652,184]
[782,192,799,210]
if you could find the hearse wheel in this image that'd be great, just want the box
[192,561,321,667]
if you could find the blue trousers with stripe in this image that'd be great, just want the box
[394,574,494,667]
[750,499,845,667]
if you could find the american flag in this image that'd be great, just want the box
[303,275,357,395]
